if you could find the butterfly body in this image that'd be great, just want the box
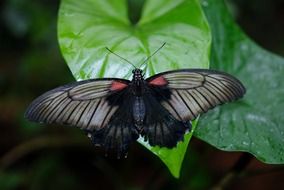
[25,68,246,156]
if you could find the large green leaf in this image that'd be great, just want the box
[58,0,211,177]
[195,0,284,163]
[58,0,211,80]
[138,118,198,177]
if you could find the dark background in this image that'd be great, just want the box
[0,0,284,189]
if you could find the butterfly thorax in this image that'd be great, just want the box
[131,69,145,96]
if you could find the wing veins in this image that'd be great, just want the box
[101,92,123,128]
[66,101,81,124]
[202,85,223,103]
[208,75,242,96]
[206,80,232,101]
[175,90,195,119]
[86,99,102,129]
[206,78,233,97]
[221,80,243,96]
[29,91,66,117]
[153,88,183,120]
[45,96,69,122]
[35,100,54,121]
[70,88,109,99]
[164,93,184,121]
[54,99,72,123]
[183,91,198,118]
[187,90,206,112]
[210,74,243,93]
[195,88,214,107]
[76,101,91,126]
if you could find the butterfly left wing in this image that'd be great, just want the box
[25,78,130,130]
[146,69,246,122]
[25,78,140,155]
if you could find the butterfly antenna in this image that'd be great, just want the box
[105,47,137,69]
[140,42,166,68]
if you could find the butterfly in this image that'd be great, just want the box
[25,67,245,156]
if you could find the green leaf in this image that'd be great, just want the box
[138,118,198,178]
[58,0,211,177]
[58,0,211,79]
[195,0,284,163]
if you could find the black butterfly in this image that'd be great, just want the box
[25,67,245,156]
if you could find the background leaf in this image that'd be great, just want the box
[58,0,211,177]
[195,0,284,163]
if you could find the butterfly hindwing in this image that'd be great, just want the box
[146,69,246,122]
[88,89,140,156]
[141,90,189,148]
[25,78,130,131]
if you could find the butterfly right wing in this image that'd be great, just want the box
[146,69,246,122]
[141,69,245,148]
[25,78,130,131]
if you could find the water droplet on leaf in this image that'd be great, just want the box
[240,44,248,51]
[201,0,209,7]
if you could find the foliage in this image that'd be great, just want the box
[196,0,284,164]
[58,0,284,177]
[58,0,210,177]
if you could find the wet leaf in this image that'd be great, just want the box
[58,0,211,177]
[195,0,284,164]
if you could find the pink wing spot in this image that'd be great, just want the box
[149,76,168,86]
[110,81,128,91]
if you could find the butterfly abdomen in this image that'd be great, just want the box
[132,96,145,127]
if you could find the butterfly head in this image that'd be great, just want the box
[132,68,143,78]
[132,69,144,84]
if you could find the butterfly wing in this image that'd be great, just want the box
[88,90,140,156]
[141,92,189,148]
[25,78,132,131]
[25,78,140,155]
[146,69,246,122]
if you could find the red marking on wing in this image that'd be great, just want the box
[149,76,168,86]
[110,81,128,91]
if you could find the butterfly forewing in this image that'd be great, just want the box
[69,80,115,100]
[25,78,130,131]
[147,69,246,121]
